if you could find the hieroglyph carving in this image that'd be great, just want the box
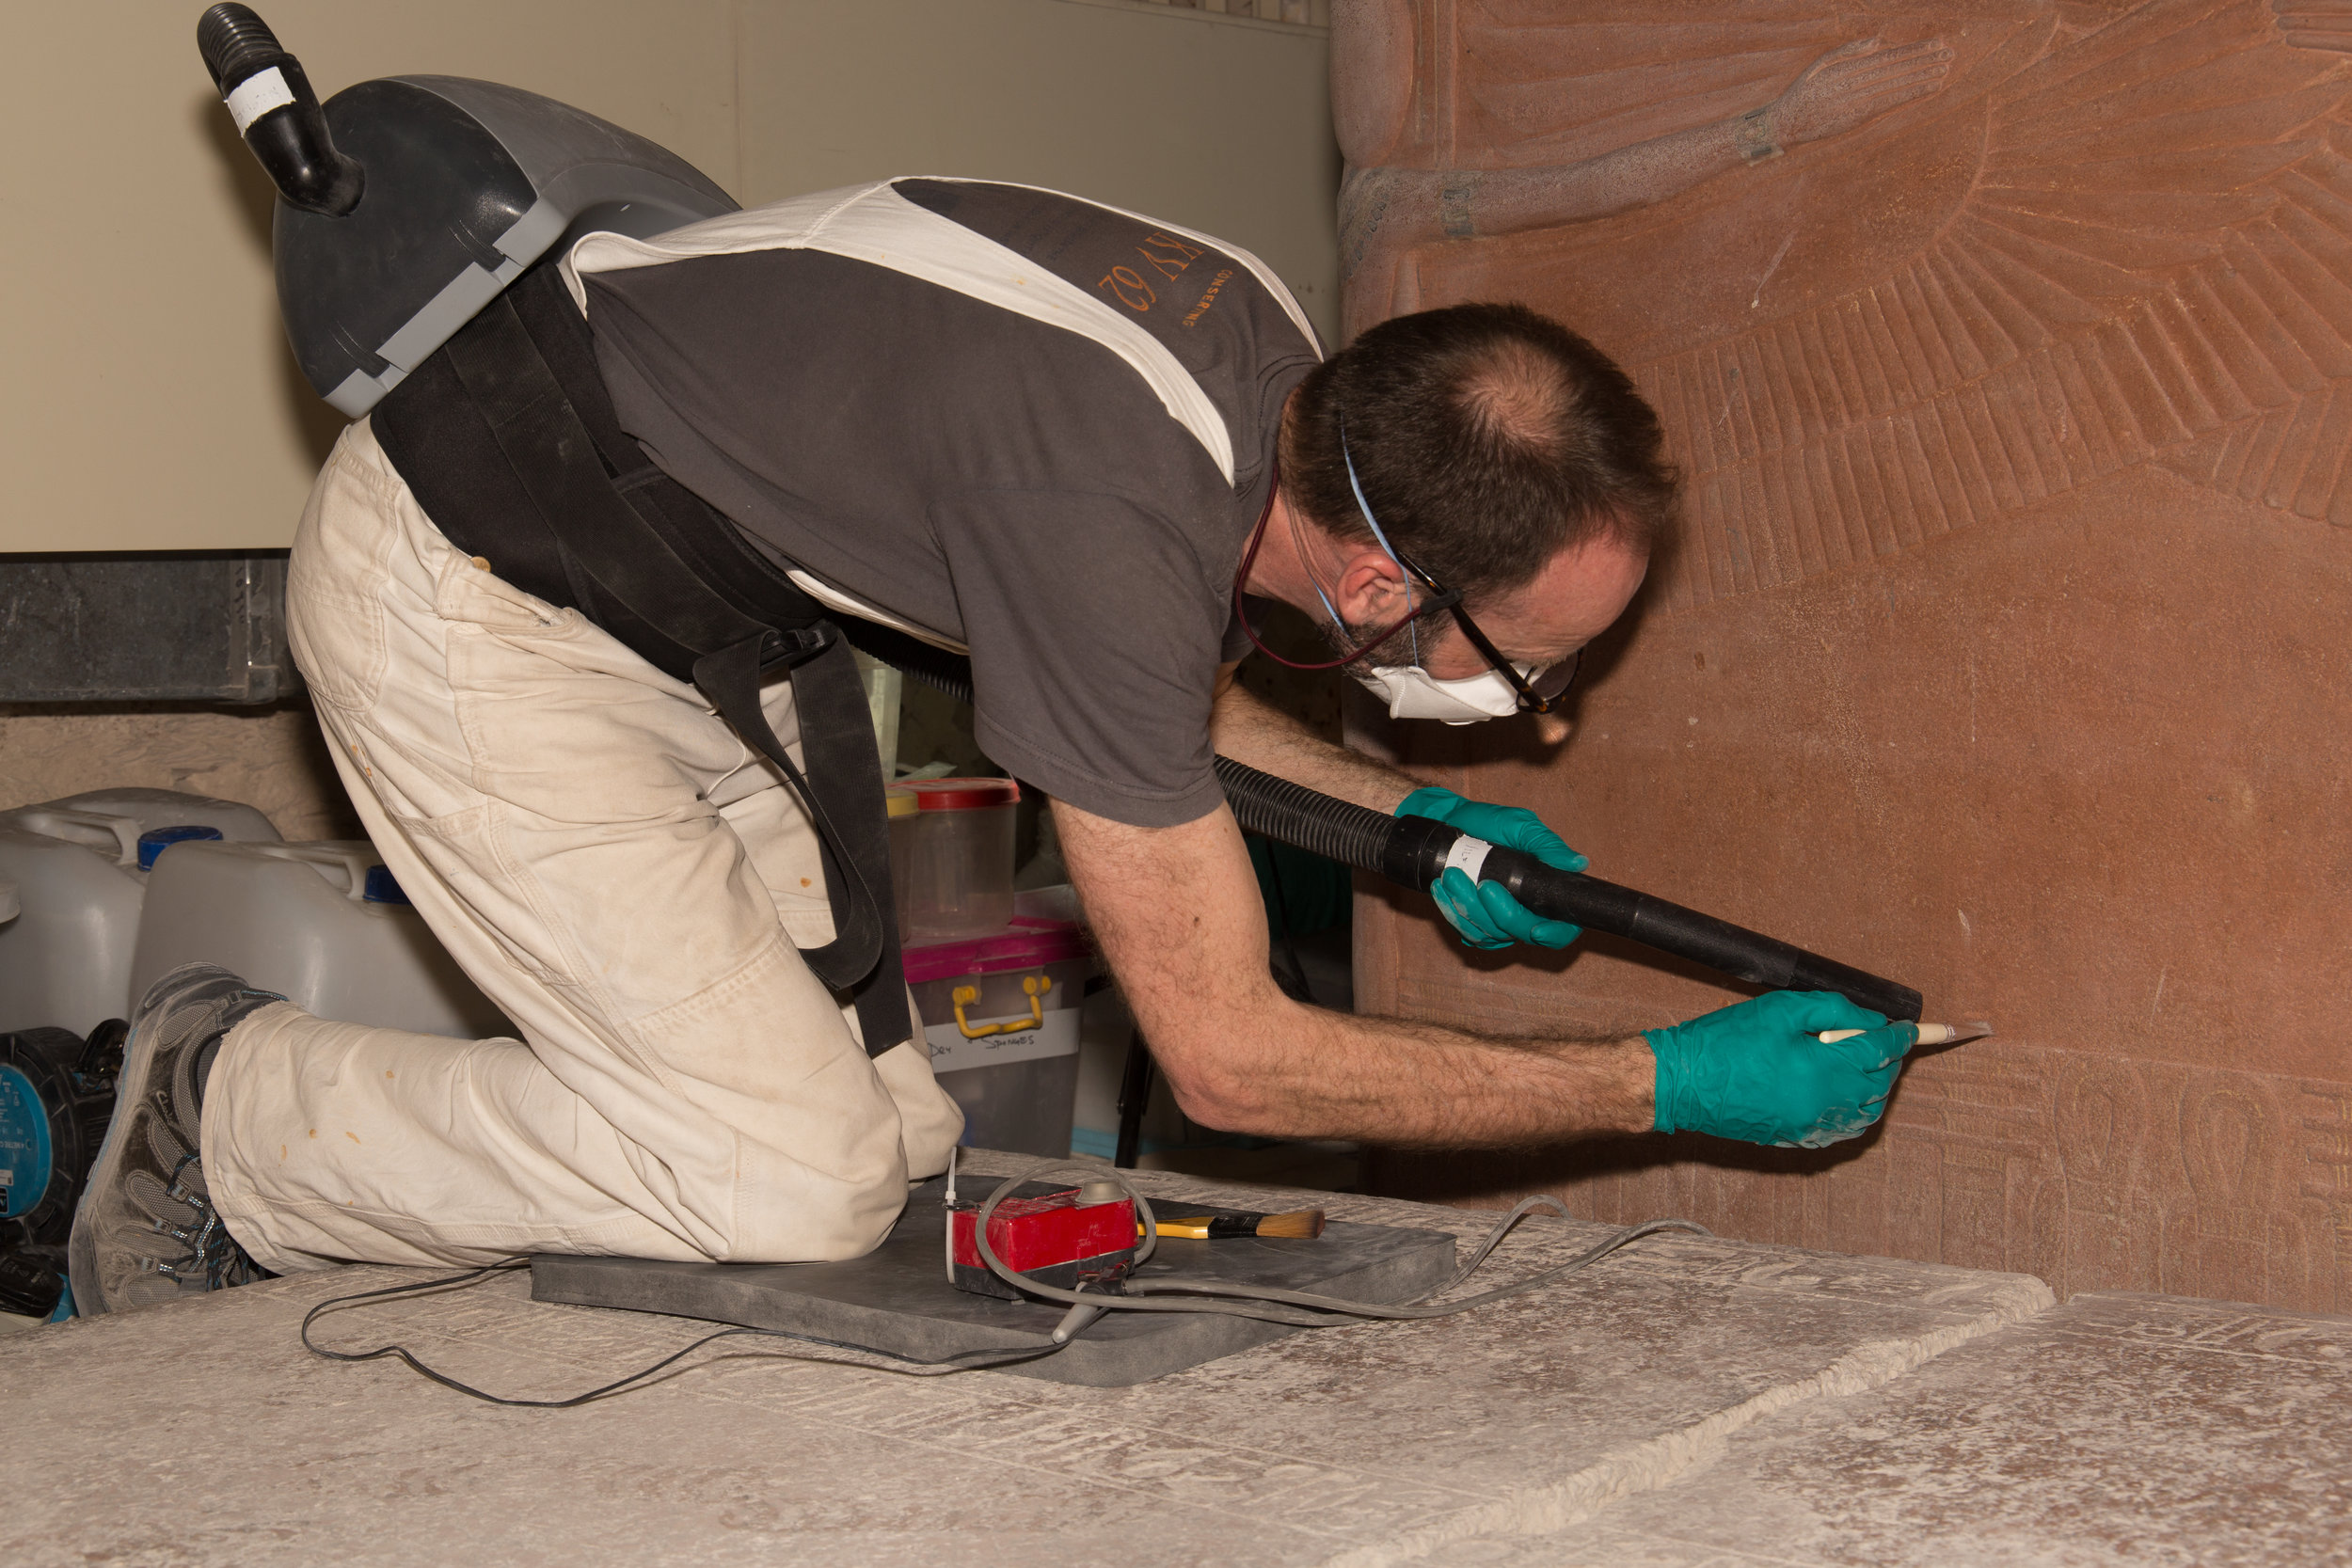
[1339,1,2352,610]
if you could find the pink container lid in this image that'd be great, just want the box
[902,916,1090,983]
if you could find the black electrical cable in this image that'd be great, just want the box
[301,1162,1712,1406]
[298,1262,1072,1406]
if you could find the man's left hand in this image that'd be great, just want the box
[1397,786,1587,951]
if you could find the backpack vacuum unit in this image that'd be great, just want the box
[202,6,1934,1390]
[196,3,737,418]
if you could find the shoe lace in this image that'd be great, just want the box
[138,1142,265,1291]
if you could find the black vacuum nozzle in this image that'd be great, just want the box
[197,4,363,216]
[1211,756,1924,1022]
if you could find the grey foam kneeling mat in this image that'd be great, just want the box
[530,1177,1457,1386]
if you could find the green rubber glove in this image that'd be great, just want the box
[1645,991,1917,1149]
[1397,786,1587,951]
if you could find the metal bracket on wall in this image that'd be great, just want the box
[0,554,299,705]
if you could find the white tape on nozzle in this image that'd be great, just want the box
[225,66,295,134]
[1442,834,1493,883]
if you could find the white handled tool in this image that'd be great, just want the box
[1820,1021,1994,1048]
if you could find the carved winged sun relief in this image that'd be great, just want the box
[1389,1,2352,610]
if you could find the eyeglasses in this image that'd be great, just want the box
[1232,485,1466,674]
[1232,486,1581,711]
[1390,546,1581,716]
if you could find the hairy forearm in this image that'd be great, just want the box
[1174,1002,1656,1148]
[1210,675,1421,813]
[1057,794,1654,1151]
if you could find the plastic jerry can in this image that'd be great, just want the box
[130,841,511,1040]
[0,789,282,1036]
[905,914,1092,1158]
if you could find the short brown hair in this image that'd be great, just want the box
[1279,303,1677,605]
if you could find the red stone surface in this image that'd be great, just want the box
[1340,0,2352,1311]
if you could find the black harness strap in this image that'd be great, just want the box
[373,267,910,1056]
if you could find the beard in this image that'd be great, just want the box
[1319,608,1433,689]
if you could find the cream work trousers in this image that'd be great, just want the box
[202,421,962,1271]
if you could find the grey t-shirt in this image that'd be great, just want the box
[578,179,1320,827]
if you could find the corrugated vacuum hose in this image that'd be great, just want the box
[1210,756,1922,1022]
[197,6,365,215]
[852,622,1921,1022]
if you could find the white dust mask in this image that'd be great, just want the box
[1322,437,1531,725]
[1356,661,1530,724]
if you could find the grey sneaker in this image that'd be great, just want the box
[68,963,284,1316]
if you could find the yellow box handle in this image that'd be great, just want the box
[950,974,1052,1038]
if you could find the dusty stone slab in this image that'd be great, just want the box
[1426,1290,2352,1567]
[5,1153,2047,1568]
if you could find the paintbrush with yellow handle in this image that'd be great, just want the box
[1142,1209,1327,1241]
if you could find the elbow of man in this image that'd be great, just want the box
[1158,1061,1266,1137]
[1144,1010,1306,1138]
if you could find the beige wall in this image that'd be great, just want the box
[1,0,740,555]
[0,705,360,841]
[2,0,1335,553]
[734,1,1336,325]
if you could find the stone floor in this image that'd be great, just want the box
[8,1153,2344,1566]
[1457,1291,2352,1568]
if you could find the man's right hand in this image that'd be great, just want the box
[1645,991,1915,1149]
